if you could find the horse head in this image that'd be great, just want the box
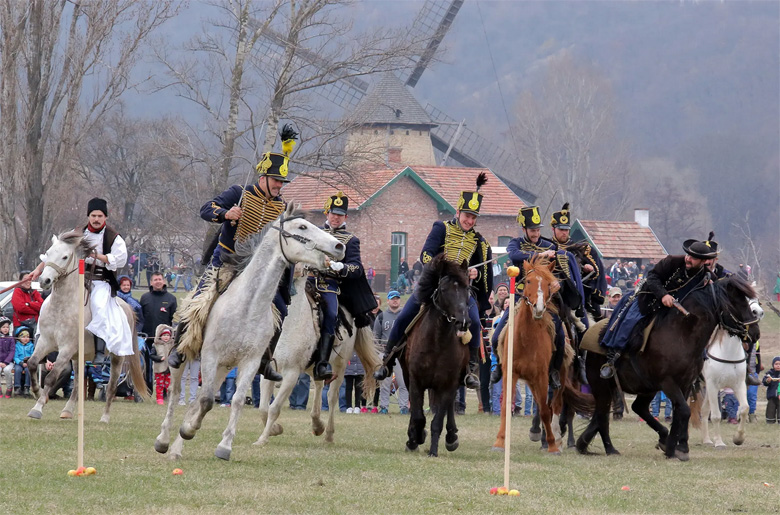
[274,203,345,269]
[522,256,560,320]
[418,255,470,332]
[38,230,94,290]
[718,275,761,344]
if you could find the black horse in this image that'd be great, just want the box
[576,274,759,461]
[401,255,471,457]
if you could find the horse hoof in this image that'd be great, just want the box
[28,409,42,420]
[405,443,419,452]
[491,446,505,453]
[529,430,542,442]
[214,446,231,461]
[427,451,438,458]
[270,424,283,437]
[445,439,459,452]
[674,450,690,461]
[59,411,73,420]
[547,449,561,456]
[99,415,110,424]
[703,439,713,445]
[655,442,667,453]
[312,421,324,436]
[606,448,621,456]
[179,427,195,440]
[733,438,744,446]
[154,440,170,454]
[714,443,726,449]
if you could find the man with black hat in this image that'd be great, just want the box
[549,203,608,320]
[489,205,575,389]
[31,198,134,359]
[308,192,376,381]
[374,173,493,390]
[599,237,714,379]
[167,125,300,381]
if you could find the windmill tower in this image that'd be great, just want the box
[253,0,537,202]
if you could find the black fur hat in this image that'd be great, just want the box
[87,197,108,217]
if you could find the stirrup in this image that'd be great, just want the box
[262,360,283,382]
[464,372,480,390]
[599,362,615,380]
[313,362,333,381]
[745,372,761,386]
[373,365,390,381]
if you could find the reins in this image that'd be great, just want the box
[431,284,467,327]
[271,214,317,264]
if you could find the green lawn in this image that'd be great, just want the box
[0,393,777,514]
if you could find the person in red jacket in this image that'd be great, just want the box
[12,273,43,331]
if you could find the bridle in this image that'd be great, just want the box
[269,214,323,264]
[431,278,469,331]
[709,281,760,343]
[519,268,555,317]
[42,251,78,285]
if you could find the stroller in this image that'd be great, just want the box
[87,334,147,402]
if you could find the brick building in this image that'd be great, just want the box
[282,165,526,291]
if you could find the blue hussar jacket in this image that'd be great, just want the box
[313,222,363,294]
[420,219,493,313]
[554,236,609,304]
[200,183,286,255]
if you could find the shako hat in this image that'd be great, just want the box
[457,172,487,216]
[517,205,543,229]
[324,191,349,215]
[682,235,718,260]
[256,124,298,183]
[550,202,571,230]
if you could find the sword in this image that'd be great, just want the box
[467,252,508,270]
[672,301,690,317]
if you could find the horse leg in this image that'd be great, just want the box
[700,386,713,445]
[180,362,226,441]
[576,360,616,455]
[255,373,298,446]
[532,380,561,455]
[28,341,68,419]
[310,378,325,437]
[406,380,425,452]
[529,402,542,442]
[445,400,459,452]
[27,335,56,401]
[631,393,669,450]
[215,359,261,460]
[705,383,725,448]
[98,354,121,423]
[732,380,748,446]
[491,364,514,451]
[324,373,344,443]
[427,389,454,457]
[551,388,565,449]
[663,386,691,461]
[563,403,576,449]
[155,363,185,454]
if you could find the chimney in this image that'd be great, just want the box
[634,208,649,228]
[388,147,402,165]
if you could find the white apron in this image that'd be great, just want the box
[86,281,134,356]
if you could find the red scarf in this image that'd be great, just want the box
[87,223,105,234]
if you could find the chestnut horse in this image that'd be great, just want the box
[401,255,471,457]
[492,256,593,454]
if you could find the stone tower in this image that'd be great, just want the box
[345,73,438,168]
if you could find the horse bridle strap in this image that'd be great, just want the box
[431,286,466,326]
[43,253,78,281]
[705,348,747,365]
[271,214,317,264]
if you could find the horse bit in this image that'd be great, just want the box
[431,281,468,330]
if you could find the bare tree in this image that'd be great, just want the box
[0,0,177,275]
[512,53,632,219]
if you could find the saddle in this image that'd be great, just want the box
[581,317,657,356]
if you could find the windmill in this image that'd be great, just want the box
[252,0,536,203]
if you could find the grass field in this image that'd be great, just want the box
[1,392,778,514]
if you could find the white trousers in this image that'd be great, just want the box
[86,281,134,356]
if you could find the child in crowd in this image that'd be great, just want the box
[719,387,739,424]
[149,325,174,405]
[0,317,15,398]
[343,349,366,413]
[762,356,780,424]
[13,326,34,397]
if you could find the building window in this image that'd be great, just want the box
[389,129,395,135]
[498,236,512,247]
[391,232,407,281]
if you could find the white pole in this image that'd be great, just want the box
[77,259,85,470]
[503,269,519,490]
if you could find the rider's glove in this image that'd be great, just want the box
[329,261,345,272]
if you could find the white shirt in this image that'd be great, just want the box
[83,227,127,270]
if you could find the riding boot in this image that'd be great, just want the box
[577,354,589,385]
[745,370,761,386]
[167,322,188,369]
[374,337,404,381]
[549,369,561,390]
[464,346,481,390]
[490,353,502,384]
[87,377,96,401]
[313,333,335,381]
[259,329,283,382]
[600,350,620,380]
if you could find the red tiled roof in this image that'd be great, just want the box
[281,165,525,216]
[577,220,667,260]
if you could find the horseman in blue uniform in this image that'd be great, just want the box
[549,203,608,320]
[168,125,300,381]
[308,192,376,381]
[599,237,715,379]
[374,173,494,389]
[489,205,586,389]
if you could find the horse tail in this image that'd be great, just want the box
[354,326,380,399]
[688,389,703,430]
[562,372,594,416]
[129,325,151,402]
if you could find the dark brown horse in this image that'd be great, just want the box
[401,255,471,457]
[576,274,760,460]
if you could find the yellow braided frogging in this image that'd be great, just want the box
[235,189,285,244]
[443,221,478,264]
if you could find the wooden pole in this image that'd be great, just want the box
[77,259,85,469]
[503,269,519,490]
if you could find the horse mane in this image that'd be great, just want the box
[58,229,95,258]
[721,273,756,300]
[221,209,304,273]
[414,254,467,303]
[526,254,556,283]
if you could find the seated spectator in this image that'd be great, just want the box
[0,317,14,398]
[12,273,43,335]
[117,276,144,332]
[719,387,739,424]
[13,326,34,397]
[40,351,72,400]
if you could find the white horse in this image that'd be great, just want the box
[155,205,345,460]
[255,274,381,446]
[28,231,149,422]
[699,298,763,447]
